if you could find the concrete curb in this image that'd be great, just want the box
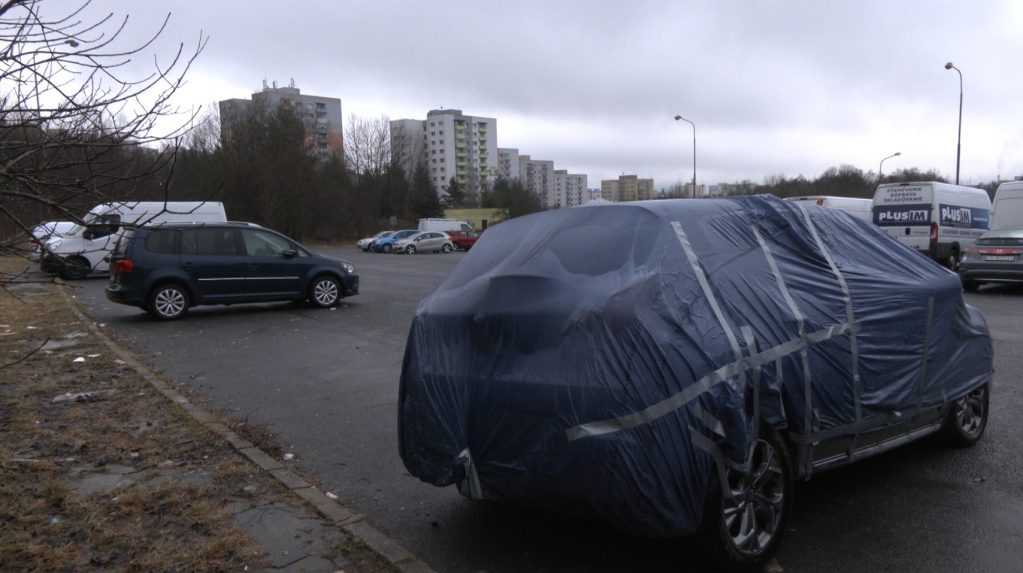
[57,283,437,573]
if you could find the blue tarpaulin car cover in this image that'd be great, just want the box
[397,195,992,537]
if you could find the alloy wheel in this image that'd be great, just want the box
[313,278,339,306]
[154,287,186,318]
[406,245,416,255]
[954,386,987,438]
[721,438,785,557]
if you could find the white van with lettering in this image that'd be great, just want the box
[872,181,991,269]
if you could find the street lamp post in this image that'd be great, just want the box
[674,114,696,197]
[879,151,901,182]
[945,62,963,185]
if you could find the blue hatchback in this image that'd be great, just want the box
[106,222,359,320]
[371,229,418,253]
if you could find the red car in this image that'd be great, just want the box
[448,230,481,251]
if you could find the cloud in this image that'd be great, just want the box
[84,0,1023,184]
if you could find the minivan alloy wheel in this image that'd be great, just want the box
[722,438,785,557]
[153,287,186,319]
[312,277,339,306]
[954,386,987,438]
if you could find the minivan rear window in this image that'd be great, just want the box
[145,229,178,254]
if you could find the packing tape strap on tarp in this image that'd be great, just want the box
[913,297,936,410]
[670,221,743,360]
[798,204,862,421]
[565,322,850,441]
[456,448,483,499]
[752,226,814,437]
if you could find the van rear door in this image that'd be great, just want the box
[872,184,933,251]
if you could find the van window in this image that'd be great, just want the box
[241,230,292,256]
[181,228,242,256]
[144,230,178,254]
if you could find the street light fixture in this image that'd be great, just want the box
[879,151,901,182]
[945,61,963,185]
[674,114,696,198]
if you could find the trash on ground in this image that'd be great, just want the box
[72,357,85,363]
[325,491,338,500]
[283,453,295,461]
[52,390,115,403]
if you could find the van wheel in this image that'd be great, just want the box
[946,249,960,271]
[59,256,91,280]
[148,283,189,320]
[702,427,793,570]
[309,275,340,308]
[962,279,980,292]
[941,384,989,447]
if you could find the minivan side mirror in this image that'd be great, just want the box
[281,249,297,258]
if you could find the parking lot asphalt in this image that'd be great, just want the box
[71,245,1023,573]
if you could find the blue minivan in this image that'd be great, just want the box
[106,222,359,320]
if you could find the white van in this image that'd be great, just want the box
[991,180,1023,230]
[785,196,873,222]
[44,201,226,279]
[872,182,991,268]
[418,218,473,233]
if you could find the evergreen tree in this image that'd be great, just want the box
[410,162,443,218]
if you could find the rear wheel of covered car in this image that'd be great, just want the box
[59,256,91,280]
[941,384,989,447]
[310,275,340,308]
[703,427,793,570]
[148,283,189,320]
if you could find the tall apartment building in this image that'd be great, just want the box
[526,159,556,208]
[565,174,588,207]
[601,175,655,202]
[218,81,342,158]
[389,109,498,201]
[497,148,521,181]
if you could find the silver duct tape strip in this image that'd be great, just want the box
[798,205,862,421]
[689,425,735,499]
[742,326,762,448]
[457,448,483,500]
[753,226,814,438]
[691,403,726,438]
[915,297,935,408]
[670,221,743,359]
[565,322,850,441]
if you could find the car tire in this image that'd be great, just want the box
[442,243,453,253]
[406,245,416,255]
[946,249,960,271]
[382,244,392,253]
[702,426,794,571]
[59,256,91,280]
[309,275,341,308]
[147,283,189,320]
[940,383,989,448]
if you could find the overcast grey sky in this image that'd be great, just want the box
[90,0,1023,186]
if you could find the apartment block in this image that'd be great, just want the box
[526,159,556,208]
[601,175,655,202]
[390,119,426,176]
[565,174,588,207]
[497,148,521,181]
[389,109,498,201]
[219,81,342,159]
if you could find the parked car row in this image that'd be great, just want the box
[358,218,481,254]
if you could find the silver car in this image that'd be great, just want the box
[393,231,455,255]
[959,227,1023,291]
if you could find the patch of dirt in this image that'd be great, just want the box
[0,258,396,572]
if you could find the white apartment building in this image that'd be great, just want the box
[389,109,498,201]
[565,174,588,207]
[390,119,425,177]
[497,148,521,181]
[526,159,556,208]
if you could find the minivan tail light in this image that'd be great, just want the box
[114,259,134,273]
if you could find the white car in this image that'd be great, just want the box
[392,231,455,254]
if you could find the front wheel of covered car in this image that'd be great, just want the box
[941,384,989,447]
[148,284,189,320]
[703,427,793,570]
[310,275,340,308]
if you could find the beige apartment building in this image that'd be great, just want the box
[600,175,655,202]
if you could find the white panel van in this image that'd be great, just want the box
[44,201,227,279]
[991,180,1023,230]
[872,182,991,269]
[785,196,873,222]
